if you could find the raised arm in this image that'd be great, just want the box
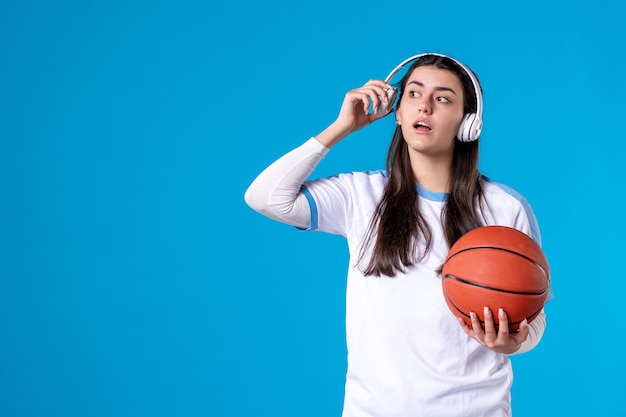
[244,80,394,228]
[244,138,328,228]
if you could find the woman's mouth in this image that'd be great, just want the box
[413,121,432,133]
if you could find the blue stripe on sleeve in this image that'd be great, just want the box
[297,185,318,231]
[482,176,542,247]
[482,176,553,301]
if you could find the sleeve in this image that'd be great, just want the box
[244,138,329,229]
[508,195,549,355]
[508,308,546,355]
[481,180,551,355]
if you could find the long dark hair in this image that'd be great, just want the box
[358,55,486,277]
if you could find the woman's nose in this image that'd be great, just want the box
[418,99,432,114]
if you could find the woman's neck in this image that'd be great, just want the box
[409,152,452,193]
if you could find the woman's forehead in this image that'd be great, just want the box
[407,66,462,88]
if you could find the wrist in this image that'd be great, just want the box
[501,343,522,355]
[315,121,353,148]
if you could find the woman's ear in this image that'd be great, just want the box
[395,102,401,125]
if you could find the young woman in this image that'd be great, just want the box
[244,53,547,417]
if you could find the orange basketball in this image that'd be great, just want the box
[441,225,550,332]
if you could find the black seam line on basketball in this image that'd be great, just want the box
[444,294,523,326]
[444,293,543,327]
[446,246,550,280]
[443,273,549,296]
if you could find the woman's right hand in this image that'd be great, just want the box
[316,80,395,148]
[337,79,394,132]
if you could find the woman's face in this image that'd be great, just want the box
[396,65,465,158]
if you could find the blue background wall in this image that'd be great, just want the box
[1,0,624,416]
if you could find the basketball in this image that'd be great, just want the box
[441,225,550,332]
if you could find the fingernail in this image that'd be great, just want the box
[484,306,490,316]
[470,312,476,319]
[499,308,505,318]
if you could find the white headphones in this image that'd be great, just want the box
[380,53,483,142]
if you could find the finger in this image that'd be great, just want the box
[354,86,389,114]
[482,307,497,340]
[470,311,484,338]
[511,318,530,344]
[346,91,374,115]
[363,79,393,91]
[457,317,472,336]
[496,308,511,340]
[364,112,383,125]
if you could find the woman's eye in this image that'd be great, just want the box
[409,91,421,98]
[437,96,451,103]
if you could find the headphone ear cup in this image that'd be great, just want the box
[377,87,397,115]
[457,113,472,142]
[457,113,482,142]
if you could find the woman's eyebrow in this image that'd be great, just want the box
[408,80,457,95]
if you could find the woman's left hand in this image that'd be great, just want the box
[458,307,529,354]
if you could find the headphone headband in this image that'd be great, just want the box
[384,53,483,142]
